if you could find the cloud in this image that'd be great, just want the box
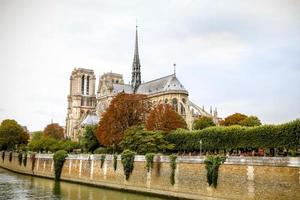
[0,0,299,131]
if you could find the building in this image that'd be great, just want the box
[65,28,218,140]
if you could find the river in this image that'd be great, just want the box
[0,168,167,200]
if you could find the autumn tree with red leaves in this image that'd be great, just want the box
[96,92,150,149]
[146,104,187,134]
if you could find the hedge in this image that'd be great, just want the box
[166,119,300,152]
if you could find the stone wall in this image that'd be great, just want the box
[1,153,299,200]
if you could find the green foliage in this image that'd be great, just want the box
[169,154,177,185]
[30,153,36,171]
[193,116,215,130]
[123,126,174,154]
[121,150,135,180]
[80,125,99,153]
[9,152,12,162]
[145,153,155,172]
[94,147,108,154]
[18,152,22,166]
[28,136,79,153]
[53,150,68,181]
[0,119,29,150]
[31,131,43,141]
[100,154,106,168]
[113,154,118,171]
[239,116,261,127]
[166,120,300,152]
[1,151,4,162]
[23,152,27,167]
[204,156,226,188]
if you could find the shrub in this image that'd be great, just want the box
[30,153,36,171]
[121,150,135,180]
[113,154,118,171]
[166,119,300,153]
[100,154,106,168]
[23,152,27,167]
[145,153,155,172]
[9,152,12,162]
[1,151,4,162]
[169,154,177,185]
[204,156,226,188]
[94,147,108,154]
[53,150,68,181]
[18,152,23,166]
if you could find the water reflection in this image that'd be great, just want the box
[0,168,165,200]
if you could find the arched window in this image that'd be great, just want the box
[86,76,90,95]
[180,103,186,115]
[81,75,85,95]
[172,98,178,112]
[165,99,168,104]
[182,98,186,104]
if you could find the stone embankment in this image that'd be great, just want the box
[1,153,299,200]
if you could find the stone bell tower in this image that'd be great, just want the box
[66,68,96,140]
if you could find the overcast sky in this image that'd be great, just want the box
[0,0,299,131]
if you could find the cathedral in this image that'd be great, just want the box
[65,28,219,140]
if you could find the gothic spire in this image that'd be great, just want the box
[131,25,141,92]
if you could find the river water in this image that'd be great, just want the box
[0,168,166,200]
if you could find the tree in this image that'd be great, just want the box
[31,131,43,140]
[220,113,248,126]
[43,123,64,140]
[96,92,151,149]
[239,116,261,127]
[80,125,99,153]
[193,116,216,130]
[0,119,29,150]
[122,125,174,154]
[146,104,187,133]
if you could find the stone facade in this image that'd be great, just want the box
[65,68,97,140]
[65,28,219,140]
[1,153,299,200]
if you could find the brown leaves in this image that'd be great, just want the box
[96,93,150,147]
[145,104,187,134]
[43,123,64,140]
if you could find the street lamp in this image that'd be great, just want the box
[199,139,203,157]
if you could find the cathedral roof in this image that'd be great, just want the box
[136,74,188,95]
[112,84,133,94]
[81,112,99,126]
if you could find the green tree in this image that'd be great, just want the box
[0,119,29,150]
[193,116,216,130]
[44,123,64,140]
[122,125,174,154]
[80,125,99,153]
[239,116,261,127]
[31,131,43,140]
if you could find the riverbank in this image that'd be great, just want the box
[1,153,299,200]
